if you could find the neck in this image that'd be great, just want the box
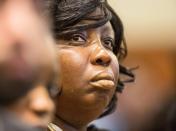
[53,115,87,131]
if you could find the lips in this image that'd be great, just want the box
[90,72,115,90]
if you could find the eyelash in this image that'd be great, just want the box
[63,33,87,46]
[102,37,114,51]
[72,34,86,41]
[60,33,114,51]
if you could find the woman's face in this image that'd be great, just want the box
[56,21,119,113]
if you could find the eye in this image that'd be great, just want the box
[47,82,60,98]
[71,34,86,43]
[60,33,87,46]
[103,37,114,51]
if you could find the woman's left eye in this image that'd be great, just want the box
[103,37,114,50]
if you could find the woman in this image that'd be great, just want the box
[48,0,134,130]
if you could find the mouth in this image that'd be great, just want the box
[89,72,115,90]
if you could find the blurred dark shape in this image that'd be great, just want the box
[0,0,57,131]
[0,0,56,104]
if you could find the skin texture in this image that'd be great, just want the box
[0,0,57,129]
[54,21,119,130]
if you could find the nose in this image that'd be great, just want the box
[90,44,111,66]
[28,85,55,120]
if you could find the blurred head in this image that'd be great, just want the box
[0,0,58,129]
[0,0,56,104]
[51,0,131,129]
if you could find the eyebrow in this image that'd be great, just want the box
[101,24,114,37]
[71,20,115,38]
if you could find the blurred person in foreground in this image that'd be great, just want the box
[0,0,59,131]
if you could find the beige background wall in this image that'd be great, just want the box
[109,0,176,50]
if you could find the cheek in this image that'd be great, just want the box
[111,55,119,83]
[57,49,85,72]
[56,49,88,86]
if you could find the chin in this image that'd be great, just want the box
[82,93,111,109]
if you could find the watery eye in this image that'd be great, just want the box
[71,34,86,42]
[103,37,114,50]
[47,83,60,98]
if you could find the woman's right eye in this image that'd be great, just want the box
[71,34,86,43]
[71,34,86,42]
[59,33,87,46]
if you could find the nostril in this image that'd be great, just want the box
[95,57,111,66]
[91,47,111,66]
[96,58,103,65]
[95,58,110,66]
[33,110,49,118]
